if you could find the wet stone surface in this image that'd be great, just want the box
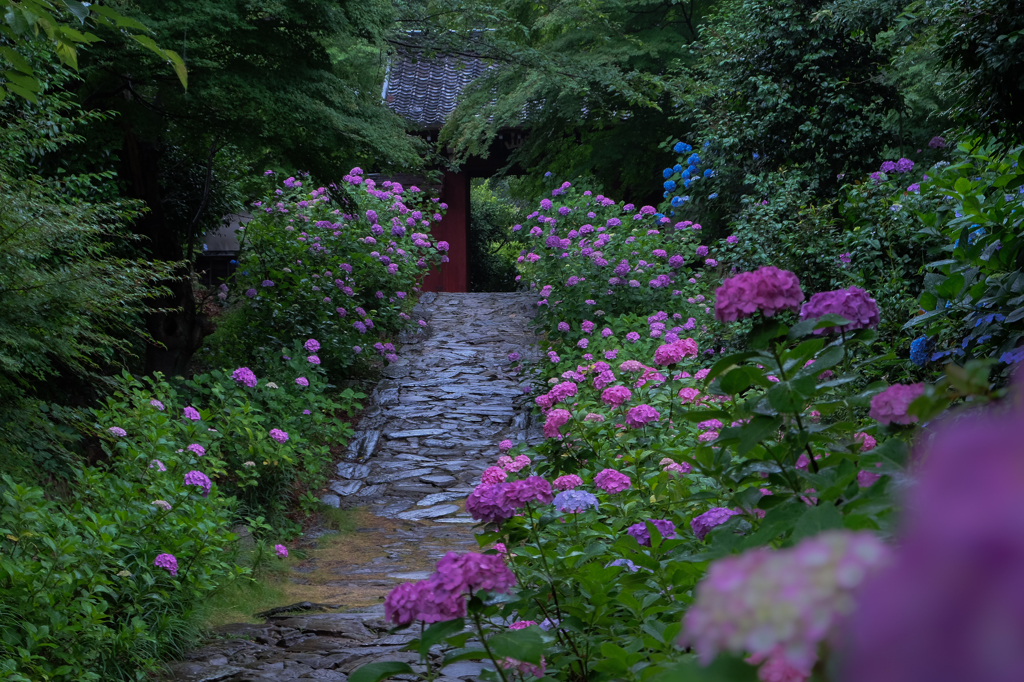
[163,293,539,682]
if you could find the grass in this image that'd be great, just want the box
[200,504,360,627]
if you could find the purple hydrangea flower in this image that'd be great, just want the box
[691,507,740,540]
[108,426,127,437]
[799,286,880,334]
[269,428,289,443]
[627,519,677,546]
[231,367,258,388]
[184,470,212,497]
[154,553,179,576]
[183,406,201,421]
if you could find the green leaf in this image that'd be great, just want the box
[790,503,843,542]
[420,618,465,657]
[163,48,188,90]
[488,626,545,664]
[918,291,937,311]
[60,0,91,24]
[720,367,754,395]
[4,81,37,103]
[442,648,489,665]
[4,71,39,92]
[937,273,965,299]
[954,176,972,195]
[737,416,781,456]
[748,319,788,350]
[91,5,152,32]
[0,47,33,74]
[706,351,761,383]
[348,662,415,682]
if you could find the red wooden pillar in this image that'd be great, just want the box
[422,169,469,292]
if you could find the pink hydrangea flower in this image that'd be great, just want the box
[184,470,212,497]
[544,409,572,439]
[384,580,466,625]
[154,553,178,576]
[504,476,554,507]
[682,530,889,678]
[482,466,508,485]
[583,412,605,422]
[466,483,514,523]
[498,439,514,452]
[274,544,289,558]
[846,398,1024,682]
[869,383,925,425]
[799,286,880,334]
[304,338,321,352]
[186,444,205,457]
[506,454,531,473]
[854,432,877,451]
[660,458,692,477]
[296,377,309,387]
[435,551,517,595]
[183,406,201,421]
[691,507,740,540]
[601,385,632,406]
[552,474,583,491]
[594,469,631,494]
[625,404,660,428]
[715,266,805,322]
[269,428,290,443]
[679,387,701,404]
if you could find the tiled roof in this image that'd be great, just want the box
[383,52,491,129]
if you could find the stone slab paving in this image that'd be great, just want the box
[162,293,539,682]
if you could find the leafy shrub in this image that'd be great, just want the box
[0,403,243,682]
[226,171,445,375]
[903,143,1024,376]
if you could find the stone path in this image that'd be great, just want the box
[164,293,540,682]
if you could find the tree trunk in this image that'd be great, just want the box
[120,129,211,377]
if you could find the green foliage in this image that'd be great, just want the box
[0,0,185,104]
[83,0,424,176]
[470,179,525,292]
[904,143,1024,375]
[904,0,1024,144]
[403,0,712,198]
[0,413,242,681]
[674,0,902,228]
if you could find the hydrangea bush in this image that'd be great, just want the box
[223,170,446,373]
[354,165,1016,682]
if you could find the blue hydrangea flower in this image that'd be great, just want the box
[681,169,691,180]
[554,490,599,514]
[606,558,643,572]
[687,153,701,165]
[663,168,674,179]
[703,169,714,178]
[663,191,669,198]
[752,152,760,159]
[674,142,692,154]
[703,141,711,148]
[709,193,718,199]
[673,164,683,173]
[664,180,677,191]
[684,179,692,189]
[671,196,685,207]
[975,313,1006,327]
[1000,347,1024,364]
[910,337,931,366]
